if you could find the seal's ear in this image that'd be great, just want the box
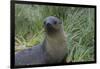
[44,20,46,25]
[42,20,45,28]
[59,19,63,24]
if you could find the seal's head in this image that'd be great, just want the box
[44,16,63,35]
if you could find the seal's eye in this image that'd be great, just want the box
[54,21,57,25]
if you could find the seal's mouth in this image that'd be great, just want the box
[45,24,57,34]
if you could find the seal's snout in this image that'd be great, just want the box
[46,22,52,28]
[45,22,54,32]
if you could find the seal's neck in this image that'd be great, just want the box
[44,30,67,63]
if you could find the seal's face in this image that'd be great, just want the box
[44,16,62,34]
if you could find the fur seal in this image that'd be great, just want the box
[15,16,67,66]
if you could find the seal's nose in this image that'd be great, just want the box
[46,23,51,27]
[46,22,52,28]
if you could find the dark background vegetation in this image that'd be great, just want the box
[15,4,95,62]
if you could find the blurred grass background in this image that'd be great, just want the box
[15,4,95,62]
